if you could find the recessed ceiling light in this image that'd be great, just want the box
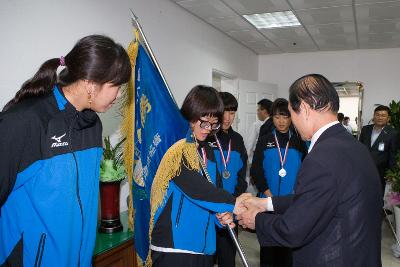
[243,11,301,29]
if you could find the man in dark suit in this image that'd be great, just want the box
[359,105,399,194]
[258,102,274,138]
[237,74,382,266]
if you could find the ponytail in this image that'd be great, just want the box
[3,58,60,111]
[3,35,131,112]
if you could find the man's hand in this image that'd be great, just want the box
[216,212,235,228]
[243,196,269,212]
[237,205,263,230]
[233,193,252,215]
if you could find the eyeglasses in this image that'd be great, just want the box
[199,119,220,131]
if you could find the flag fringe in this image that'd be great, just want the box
[121,30,140,232]
[145,139,200,266]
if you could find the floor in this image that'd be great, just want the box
[231,217,400,266]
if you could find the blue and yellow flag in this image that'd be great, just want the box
[121,34,188,266]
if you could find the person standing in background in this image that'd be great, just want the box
[245,99,273,162]
[359,105,399,195]
[251,98,306,267]
[213,92,247,267]
[343,116,353,134]
[337,112,345,124]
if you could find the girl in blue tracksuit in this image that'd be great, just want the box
[211,92,247,267]
[0,35,131,267]
[149,86,242,267]
[251,98,307,267]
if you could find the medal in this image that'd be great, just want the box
[214,135,232,179]
[274,131,291,179]
[223,170,230,179]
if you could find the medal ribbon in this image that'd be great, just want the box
[274,132,290,169]
[200,147,207,166]
[214,136,231,171]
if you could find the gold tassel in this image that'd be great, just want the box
[120,30,140,232]
[145,139,200,267]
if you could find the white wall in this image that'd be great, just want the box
[258,48,400,127]
[0,0,258,137]
[1,0,258,212]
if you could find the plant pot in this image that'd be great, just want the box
[99,180,123,233]
[395,206,400,237]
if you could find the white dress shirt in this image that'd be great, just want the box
[245,117,269,162]
[371,126,383,147]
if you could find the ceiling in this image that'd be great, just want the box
[171,0,400,54]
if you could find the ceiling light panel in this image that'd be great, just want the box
[223,0,290,15]
[243,11,301,29]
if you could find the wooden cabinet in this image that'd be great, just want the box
[93,238,135,267]
[93,211,137,267]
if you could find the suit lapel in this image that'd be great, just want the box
[365,126,373,148]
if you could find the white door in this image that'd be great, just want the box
[236,79,277,138]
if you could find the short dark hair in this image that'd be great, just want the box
[344,116,350,121]
[272,98,290,117]
[219,92,238,111]
[374,105,390,115]
[289,74,339,113]
[181,85,224,123]
[337,112,344,122]
[257,99,273,115]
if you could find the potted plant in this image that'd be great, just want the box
[386,100,400,256]
[99,136,126,233]
[386,152,400,257]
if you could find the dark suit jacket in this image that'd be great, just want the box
[255,124,382,267]
[359,124,398,179]
[258,117,274,138]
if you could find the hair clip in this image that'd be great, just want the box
[59,56,65,66]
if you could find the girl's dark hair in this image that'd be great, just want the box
[219,92,238,111]
[257,99,273,115]
[289,74,339,113]
[272,98,290,117]
[180,85,224,123]
[3,35,131,111]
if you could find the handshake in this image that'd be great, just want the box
[216,193,270,230]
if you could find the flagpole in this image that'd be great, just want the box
[129,9,178,106]
[226,226,250,267]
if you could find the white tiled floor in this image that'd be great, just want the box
[233,219,400,266]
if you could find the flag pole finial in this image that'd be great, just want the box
[128,8,177,106]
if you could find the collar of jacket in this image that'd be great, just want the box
[185,128,211,149]
[53,85,98,129]
[313,123,345,149]
[218,127,234,136]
